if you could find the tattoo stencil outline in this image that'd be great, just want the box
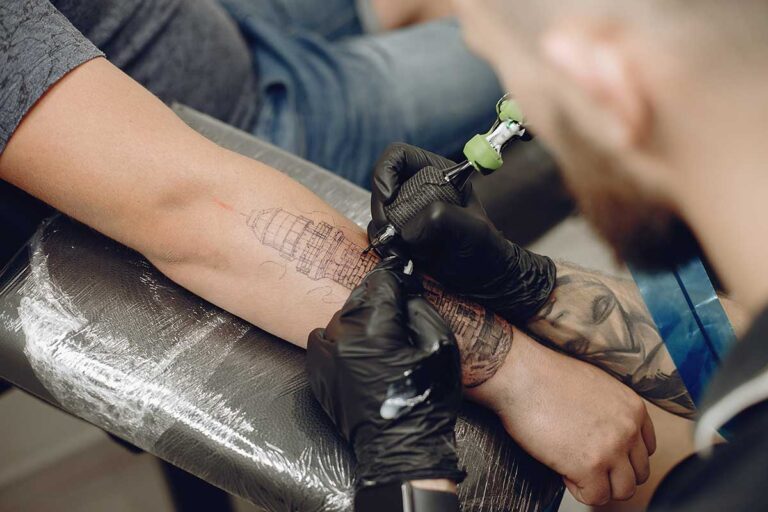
[247,208,513,387]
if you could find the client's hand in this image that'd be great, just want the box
[306,258,465,489]
[369,144,656,506]
[369,143,556,324]
[477,337,657,506]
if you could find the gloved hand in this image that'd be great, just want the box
[369,143,557,324]
[306,258,465,488]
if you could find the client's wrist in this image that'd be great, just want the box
[463,326,532,414]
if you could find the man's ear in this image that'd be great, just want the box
[540,21,650,152]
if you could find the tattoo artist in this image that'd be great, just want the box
[305,144,656,510]
[308,0,768,508]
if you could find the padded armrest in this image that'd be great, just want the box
[0,107,562,511]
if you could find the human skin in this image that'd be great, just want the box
[371,0,456,30]
[1,57,654,502]
[452,0,763,505]
[453,0,768,316]
[529,262,695,418]
[528,264,746,509]
[527,262,746,421]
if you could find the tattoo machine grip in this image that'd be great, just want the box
[384,166,463,232]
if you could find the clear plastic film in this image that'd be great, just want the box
[0,107,562,512]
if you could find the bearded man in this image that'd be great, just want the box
[306,0,768,510]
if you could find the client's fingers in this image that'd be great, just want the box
[609,458,637,501]
[629,437,651,485]
[642,409,657,456]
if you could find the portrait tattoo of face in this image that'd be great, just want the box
[529,265,696,417]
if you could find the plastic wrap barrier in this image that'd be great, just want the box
[630,257,737,407]
[0,106,563,511]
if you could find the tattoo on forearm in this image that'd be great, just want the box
[528,262,696,418]
[247,208,513,387]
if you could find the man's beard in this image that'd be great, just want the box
[552,113,701,271]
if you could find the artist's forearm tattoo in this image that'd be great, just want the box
[247,208,512,387]
[527,262,696,418]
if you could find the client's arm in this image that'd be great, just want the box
[0,58,506,387]
[0,58,654,505]
[528,263,695,417]
[366,144,744,420]
[527,262,746,419]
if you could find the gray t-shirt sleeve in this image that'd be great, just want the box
[0,1,104,154]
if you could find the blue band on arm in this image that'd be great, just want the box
[630,257,737,406]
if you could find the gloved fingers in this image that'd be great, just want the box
[366,220,379,245]
[371,143,420,213]
[325,261,411,354]
[405,297,462,399]
[462,181,492,219]
[305,328,339,419]
[372,164,463,231]
[405,296,458,354]
[306,327,335,367]
[400,201,493,258]
[365,220,406,259]
[370,194,388,231]
[371,143,455,211]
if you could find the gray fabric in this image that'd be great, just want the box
[0,0,259,155]
[0,0,260,265]
[52,0,260,131]
[0,1,102,153]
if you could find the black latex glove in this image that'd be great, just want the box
[306,258,465,488]
[369,143,557,324]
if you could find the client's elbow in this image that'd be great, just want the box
[133,177,225,274]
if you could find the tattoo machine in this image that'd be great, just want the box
[364,95,532,254]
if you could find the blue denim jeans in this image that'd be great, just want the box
[219,0,503,187]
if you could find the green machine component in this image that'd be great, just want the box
[365,94,531,254]
[463,95,527,174]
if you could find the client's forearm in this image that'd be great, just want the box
[165,198,515,388]
[0,57,515,390]
[144,117,516,389]
[249,207,515,388]
[526,262,696,418]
